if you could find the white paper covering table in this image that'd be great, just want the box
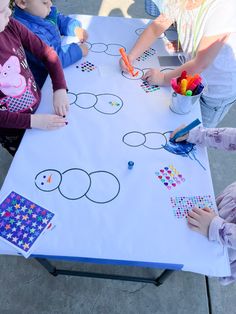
[0,15,230,278]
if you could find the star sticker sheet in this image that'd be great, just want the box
[0,191,54,258]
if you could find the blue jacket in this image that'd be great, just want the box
[13,6,83,88]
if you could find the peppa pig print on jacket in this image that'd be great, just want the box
[0,56,36,112]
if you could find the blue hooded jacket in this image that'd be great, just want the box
[13,6,83,88]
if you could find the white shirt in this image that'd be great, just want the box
[172,0,236,98]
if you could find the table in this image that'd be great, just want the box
[0,15,230,284]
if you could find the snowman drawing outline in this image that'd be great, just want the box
[35,168,120,204]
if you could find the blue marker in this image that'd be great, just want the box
[128,161,134,169]
[170,118,201,142]
[192,83,204,96]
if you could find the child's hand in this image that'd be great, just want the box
[165,40,181,52]
[142,68,166,86]
[187,207,217,237]
[79,43,89,57]
[53,89,69,117]
[170,124,188,142]
[30,114,67,130]
[75,27,88,43]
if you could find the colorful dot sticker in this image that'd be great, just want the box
[136,48,156,61]
[109,101,121,107]
[170,195,214,219]
[141,80,160,93]
[77,61,96,72]
[155,165,185,190]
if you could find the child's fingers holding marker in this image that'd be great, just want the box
[170,124,188,142]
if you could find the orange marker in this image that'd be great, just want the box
[187,74,201,90]
[119,48,138,77]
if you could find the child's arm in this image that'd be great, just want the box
[187,206,236,249]
[13,19,68,118]
[13,19,66,94]
[26,23,87,68]
[170,126,236,151]
[143,32,229,85]
[156,0,235,86]
[56,11,88,42]
[120,14,172,72]
[59,43,88,68]
[188,127,236,151]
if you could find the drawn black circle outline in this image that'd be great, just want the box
[90,42,108,53]
[122,130,204,169]
[35,168,120,204]
[122,131,146,147]
[143,132,167,150]
[84,41,92,50]
[95,93,123,114]
[105,43,126,56]
[74,92,98,109]
[86,41,125,56]
[122,131,167,149]
[67,92,78,105]
[68,91,123,115]
[35,169,62,192]
[121,67,144,80]
[85,170,121,204]
[58,168,92,200]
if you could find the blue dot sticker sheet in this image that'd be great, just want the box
[0,191,55,258]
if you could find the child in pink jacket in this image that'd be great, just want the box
[171,126,236,285]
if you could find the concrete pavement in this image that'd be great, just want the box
[0,1,235,313]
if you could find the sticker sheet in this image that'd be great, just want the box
[170,195,214,219]
[0,192,54,257]
[155,165,185,190]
